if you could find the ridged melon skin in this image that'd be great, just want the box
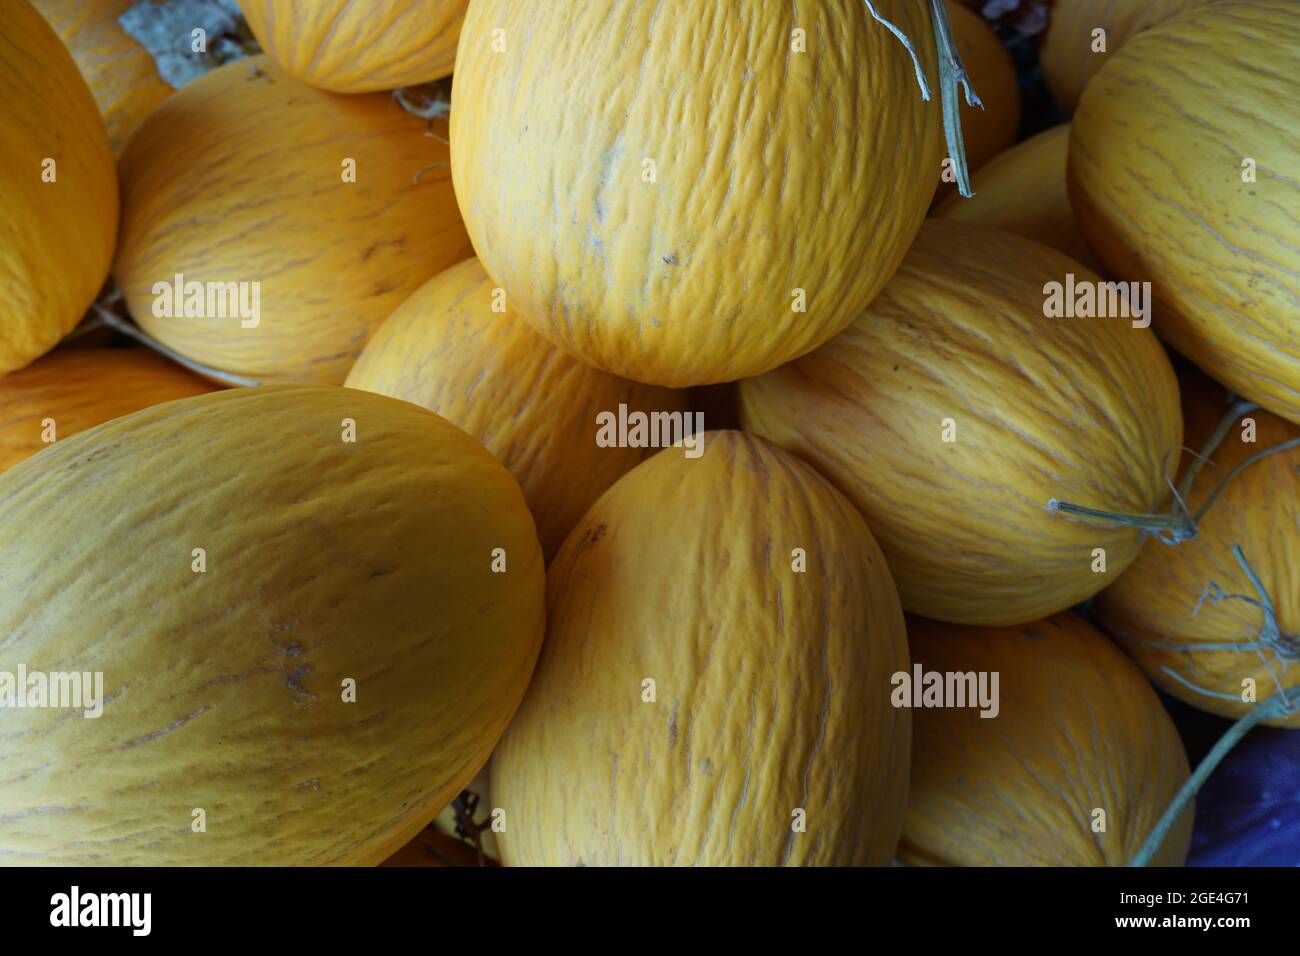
[451,0,942,387]
[493,431,910,866]
[899,613,1193,867]
[0,349,215,474]
[1069,0,1300,424]
[115,56,472,386]
[0,386,544,865]
[1041,0,1218,113]
[31,0,173,157]
[346,257,690,561]
[934,124,1096,269]
[1096,372,1300,727]
[239,0,467,92]
[0,0,117,375]
[739,221,1182,626]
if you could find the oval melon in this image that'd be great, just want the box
[115,55,472,386]
[0,349,215,473]
[1041,0,1218,113]
[1,0,118,375]
[899,613,1193,866]
[346,258,690,561]
[738,220,1182,626]
[1069,0,1300,424]
[492,431,910,866]
[31,0,172,157]
[1096,371,1300,727]
[239,0,467,93]
[0,386,544,865]
[450,0,943,387]
[933,124,1095,268]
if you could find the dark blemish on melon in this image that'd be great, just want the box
[663,253,679,265]
[668,708,678,746]
[576,522,609,553]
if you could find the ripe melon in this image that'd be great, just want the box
[492,431,909,866]
[738,220,1182,626]
[239,0,467,93]
[115,56,472,386]
[899,613,1193,866]
[450,0,943,387]
[1096,371,1300,727]
[346,258,690,561]
[1041,0,1219,112]
[31,0,172,157]
[1069,0,1300,424]
[0,386,544,865]
[0,0,117,376]
[0,349,215,473]
[933,124,1096,268]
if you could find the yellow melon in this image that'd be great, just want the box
[1070,0,1300,423]
[239,0,467,93]
[31,0,172,157]
[450,0,943,387]
[346,258,690,561]
[1041,0,1219,112]
[738,220,1182,626]
[116,56,472,386]
[1096,370,1300,727]
[934,124,1095,268]
[0,386,544,865]
[492,431,909,866]
[0,0,117,375]
[899,613,1193,866]
[0,349,215,473]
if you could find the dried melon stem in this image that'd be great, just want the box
[1049,398,1300,544]
[865,0,980,197]
[72,297,262,388]
[1123,547,1298,867]
[1132,682,1298,867]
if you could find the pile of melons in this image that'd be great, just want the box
[0,0,1295,867]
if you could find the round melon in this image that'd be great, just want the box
[938,0,1020,189]
[738,220,1182,626]
[1041,0,1219,113]
[0,385,544,865]
[492,431,910,866]
[346,257,690,561]
[239,0,467,93]
[1096,371,1300,727]
[450,0,943,387]
[31,0,172,157]
[0,349,215,473]
[899,613,1193,866]
[933,124,1096,268]
[1069,0,1300,424]
[1,0,118,375]
[115,55,472,386]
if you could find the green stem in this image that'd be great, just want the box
[864,1,976,198]
[1049,398,1297,542]
[927,0,979,198]
[1129,686,1297,867]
